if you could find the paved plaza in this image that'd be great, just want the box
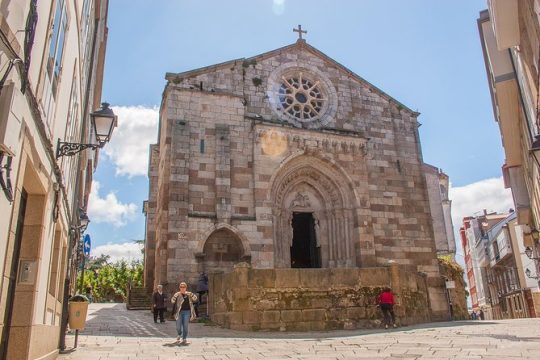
[59,303,540,359]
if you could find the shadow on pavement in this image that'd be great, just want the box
[75,303,536,342]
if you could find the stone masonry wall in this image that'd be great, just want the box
[146,41,448,319]
[208,263,431,331]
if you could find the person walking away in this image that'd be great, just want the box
[152,284,167,323]
[195,272,209,317]
[171,282,198,344]
[378,287,397,329]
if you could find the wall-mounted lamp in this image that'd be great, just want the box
[70,208,90,235]
[525,268,539,280]
[79,210,90,233]
[56,103,117,158]
[524,246,540,260]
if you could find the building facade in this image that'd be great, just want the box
[423,164,456,257]
[0,1,109,358]
[478,0,540,299]
[144,38,448,321]
[461,211,540,319]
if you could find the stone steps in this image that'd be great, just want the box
[126,287,151,310]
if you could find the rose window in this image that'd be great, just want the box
[278,73,326,121]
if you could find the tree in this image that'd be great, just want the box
[77,259,143,302]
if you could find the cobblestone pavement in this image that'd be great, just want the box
[59,303,540,359]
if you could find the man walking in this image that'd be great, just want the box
[152,284,167,323]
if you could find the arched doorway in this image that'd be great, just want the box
[269,154,358,268]
[201,228,245,273]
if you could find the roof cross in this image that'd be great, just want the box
[293,25,307,40]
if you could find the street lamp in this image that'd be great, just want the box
[78,209,90,233]
[525,268,540,280]
[525,246,540,260]
[56,103,117,158]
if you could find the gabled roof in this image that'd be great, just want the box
[165,40,419,116]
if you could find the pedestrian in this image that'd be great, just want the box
[195,272,208,317]
[479,309,485,320]
[152,284,167,323]
[85,287,93,303]
[171,282,198,344]
[471,311,477,320]
[378,287,397,329]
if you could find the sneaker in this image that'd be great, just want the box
[176,336,181,341]
[182,339,190,345]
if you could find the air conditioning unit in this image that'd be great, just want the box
[0,81,23,156]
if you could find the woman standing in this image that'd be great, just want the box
[378,287,397,329]
[171,282,198,344]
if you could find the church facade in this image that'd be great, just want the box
[144,38,447,318]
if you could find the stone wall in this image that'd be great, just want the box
[438,258,468,320]
[208,263,431,331]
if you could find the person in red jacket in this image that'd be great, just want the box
[378,287,397,329]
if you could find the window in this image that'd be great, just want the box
[81,0,94,93]
[200,139,205,153]
[62,78,79,203]
[279,74,325,120]
[46,0,68,97]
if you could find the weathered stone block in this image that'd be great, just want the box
[302,309,326,322]
[299,270,329,288]
[275,269,300,288]
[261,310,280,323]
[248,269,276,288]
[242,311,261,324]
[285,321,311,332]
[281,309,302,322]
[346,306,366,319]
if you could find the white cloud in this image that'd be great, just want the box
[449,176,514,228]
[272,0,286,15]
[88,181,137,227]
[92,242,143,264]
[103,106,159,177]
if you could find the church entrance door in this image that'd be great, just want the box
[290,212,320,268]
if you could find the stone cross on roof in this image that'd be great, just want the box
[293,25,307,40]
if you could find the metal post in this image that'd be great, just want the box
[79,251,86,293]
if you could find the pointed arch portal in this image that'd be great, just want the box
[269,154,358,268]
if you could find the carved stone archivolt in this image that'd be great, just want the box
[269,154,358,268]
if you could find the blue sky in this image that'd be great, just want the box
[88,0,513,262]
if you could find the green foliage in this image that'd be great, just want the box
[78,259,143,303]
[242,59,257,68]
[252,77,263,86]
[437,255,464,278]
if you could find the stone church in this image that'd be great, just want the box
[144,34,447,320]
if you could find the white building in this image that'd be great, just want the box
[0,1,111,358]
